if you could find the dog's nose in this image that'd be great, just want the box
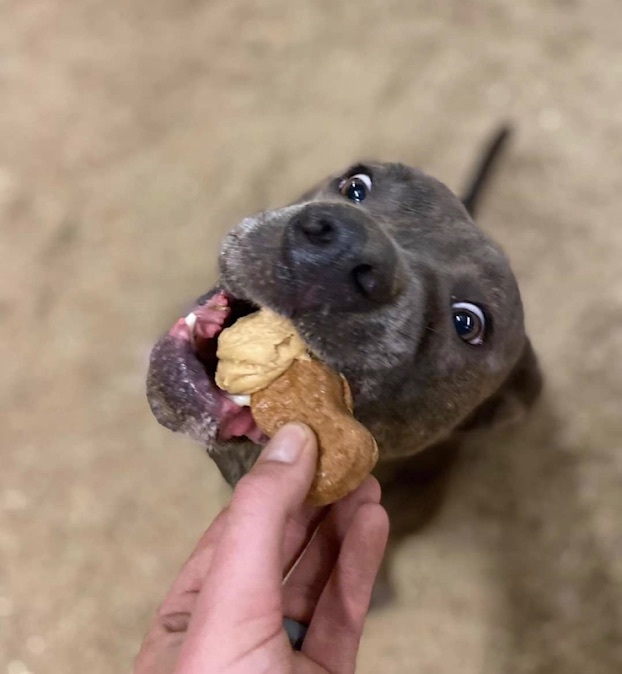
[289,205,358,258]
[281,203,401,311]
[295,210,338,247]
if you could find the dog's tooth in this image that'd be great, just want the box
[184,311,197,331]
[226,393,251,407]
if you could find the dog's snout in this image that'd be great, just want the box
[281,203,402,311]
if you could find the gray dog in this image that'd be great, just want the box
[147,127,542,603]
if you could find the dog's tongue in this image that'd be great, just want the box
[183,291,267,444]
[218,404,265,442]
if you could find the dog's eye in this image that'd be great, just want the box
[452,302,486,345]
[339,174,372,203]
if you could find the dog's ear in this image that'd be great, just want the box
[458,338,543,431]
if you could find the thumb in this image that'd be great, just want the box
[238,422,319,511]
[208,423,318,600]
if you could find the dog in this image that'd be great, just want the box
[146,126,542,603]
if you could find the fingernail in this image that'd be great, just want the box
[261,424,310,464]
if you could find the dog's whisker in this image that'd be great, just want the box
[424,324,446,337]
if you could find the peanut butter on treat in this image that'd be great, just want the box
[215,308,307,395]
[215,308,378,505]
[251,359,378,506]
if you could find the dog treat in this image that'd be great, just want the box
[252,358,378,505]
[215,309,378,505]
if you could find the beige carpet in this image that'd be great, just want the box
[1,1,621,672]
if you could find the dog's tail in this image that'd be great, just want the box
[461,124,512,218]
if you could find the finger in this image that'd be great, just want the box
[211,423,318,604]
[282,501,325,575]
[282,476,381,623]
[134,510,229,674]
[156,509,229,623]
[175,424,317,670]
[302,503,389,673]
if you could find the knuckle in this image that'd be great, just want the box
[158,611,191,634]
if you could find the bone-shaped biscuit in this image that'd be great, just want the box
[215,309,378,505]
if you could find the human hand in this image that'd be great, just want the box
[134,423,389,674]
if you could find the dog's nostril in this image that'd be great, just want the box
[301,217,335,245]
[352,264,378,298]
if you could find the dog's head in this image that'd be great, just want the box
[219,162,537,453]
[147,160,541,484]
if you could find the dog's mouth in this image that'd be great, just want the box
[177,289,267,444]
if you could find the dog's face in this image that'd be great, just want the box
[147,161,537,481]
[219,162,527,451]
